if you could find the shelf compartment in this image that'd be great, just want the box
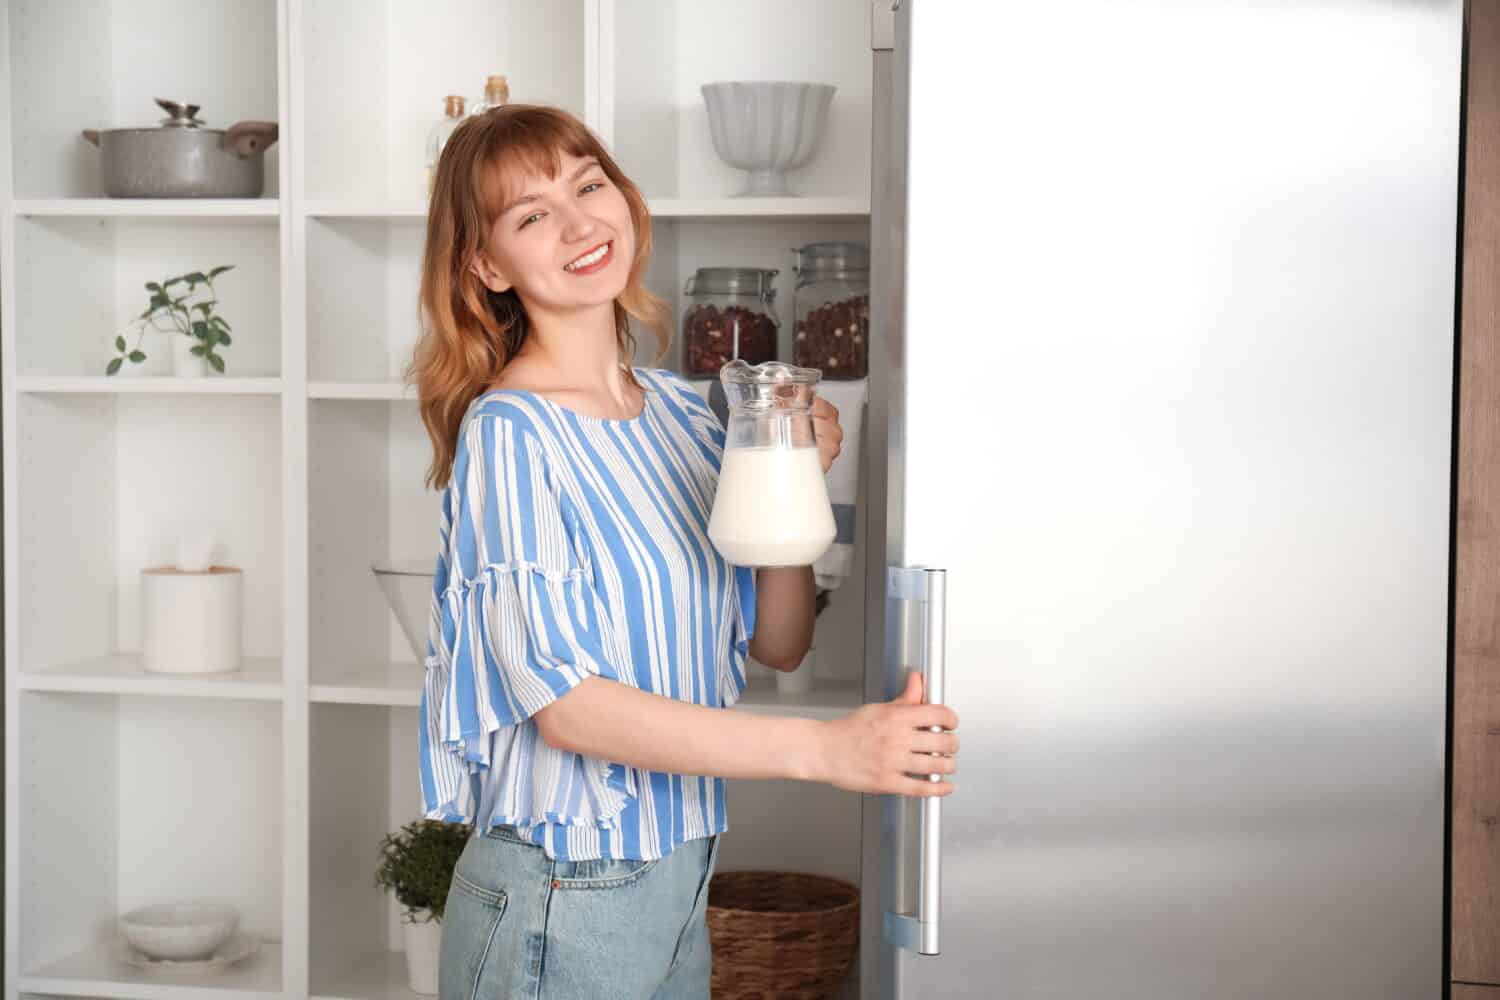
[309,703,424,1000]
[658,215,873,368]
[311,662,422,707]
[735,676,863,721]
[298,196,870,221]
[309,400,439,688]
[303,215,872,384]
[299,0,586,203]
[606,0,873,201]
[308,381,417,402]
[305,218,422,383]
[18,692,284,994]
[309,660,861,720]
[19,653,284,701]
[11,198,281,219]
[6,0,281,201]
[717,773,863,919]
[651,196,870,220]
[17,376,284,396]
[12,214,282,378]
[16,394,285,676]
[312,945,425,1000]
[19,938,284,1000]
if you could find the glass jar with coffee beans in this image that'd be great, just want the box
[682,267,780,377]
[791,241,869,380]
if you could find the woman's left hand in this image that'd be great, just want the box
[812,396,844,475]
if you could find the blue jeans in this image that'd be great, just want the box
[438,824,722,999]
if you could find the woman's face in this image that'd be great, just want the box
[469,151,635,317]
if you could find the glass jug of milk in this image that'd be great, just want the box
[708,360,837,567]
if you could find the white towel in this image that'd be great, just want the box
[684,376,868,592]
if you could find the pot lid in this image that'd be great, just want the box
[154,98,206,129]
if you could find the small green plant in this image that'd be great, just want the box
[374,819,470,924]
[106,265,235,375]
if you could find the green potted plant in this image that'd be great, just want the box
[374,818,469,996]
[106,265,235,377]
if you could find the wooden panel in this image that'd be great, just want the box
[1454,0,1500,983]
[1454,986,1500,1000]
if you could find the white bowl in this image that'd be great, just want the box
[373,559,437,666]
[120,902,238,961]
[701,81,836,197]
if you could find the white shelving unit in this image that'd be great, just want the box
[2,1,876,997]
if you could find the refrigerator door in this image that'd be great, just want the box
[862,1,1459,998]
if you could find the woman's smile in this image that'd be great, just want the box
[563,239,614,275]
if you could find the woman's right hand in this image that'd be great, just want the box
[814,671,959,797]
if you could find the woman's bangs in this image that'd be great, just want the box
[478,126,595,228]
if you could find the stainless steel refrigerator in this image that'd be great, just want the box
[861,2,1460,997]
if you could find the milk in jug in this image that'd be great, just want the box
[708,361,837,567]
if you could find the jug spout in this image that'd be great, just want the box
[720,359,822,412]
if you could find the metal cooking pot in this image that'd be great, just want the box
[82,98,279,199]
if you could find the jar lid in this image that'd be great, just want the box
[792,241,869,275]
[685,267,779,296]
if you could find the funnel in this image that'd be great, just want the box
[372,559,435,665]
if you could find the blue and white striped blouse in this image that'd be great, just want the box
[419,367,757,861]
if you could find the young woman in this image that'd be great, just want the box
[409,104,960,999]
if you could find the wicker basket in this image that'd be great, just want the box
[706,870,860,999]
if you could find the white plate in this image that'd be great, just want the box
[115,931,259,973]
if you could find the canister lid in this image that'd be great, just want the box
[685,267,779,296]
[792,241,869,275]
[444,95,466,118]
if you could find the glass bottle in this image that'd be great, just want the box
[469,75,510,117]
[682,267,780,377]
[707,361,836,568]
[424,95,466,196]
[791,241,870,379]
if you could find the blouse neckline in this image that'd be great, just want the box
[477,367,652,425]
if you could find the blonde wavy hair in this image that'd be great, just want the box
[406,104,672,490]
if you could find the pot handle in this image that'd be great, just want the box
[224,121,280,157]
[81,129,101,148]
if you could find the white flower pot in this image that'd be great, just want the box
[171,335,211,377]
[777,643,816,695]
[402,916,442,995]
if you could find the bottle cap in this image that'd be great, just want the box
[444,95,465,118]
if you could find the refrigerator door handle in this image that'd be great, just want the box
[882,566,947,956]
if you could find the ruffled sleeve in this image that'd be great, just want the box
[418,412,635,828]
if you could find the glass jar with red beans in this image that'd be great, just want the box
[681,268,780,377]
[791,242,869,379]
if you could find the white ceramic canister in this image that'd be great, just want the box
[777,643,816,695]
[141,566,243,674]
